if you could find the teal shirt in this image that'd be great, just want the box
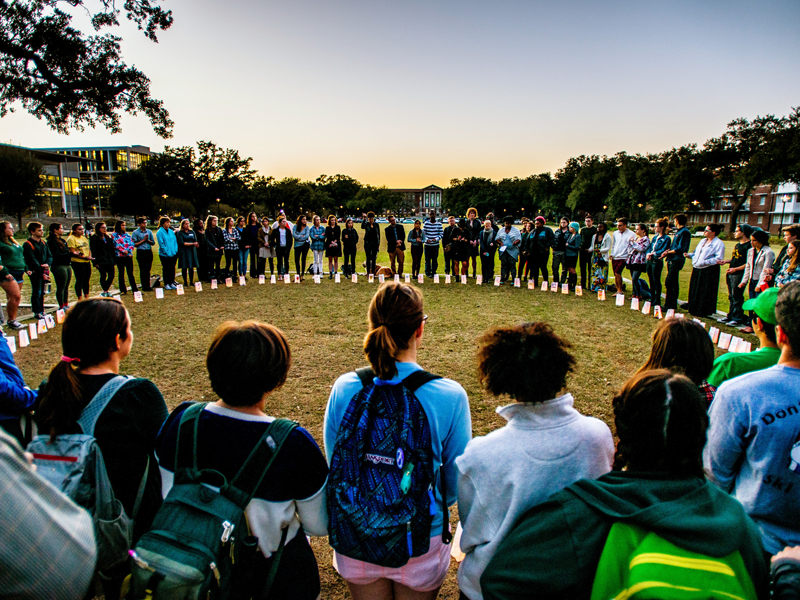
[0,240,26,271]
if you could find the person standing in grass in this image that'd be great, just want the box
[765,225,800,285]
[590,222,612,292]
[258,215,276,276]
[565,221,582,290]
[385,214,405,277]
[479,219,497,282]
[324,215,341,278]
[341,218,358,277]
[646,217,671,309]
[466,208,482,279]
[719,223,752,325]
[776,240,800,287]
[407,219,425,279]
[609,217,634,295]
[204,215,224,282]
[90,222,116,297]
[132,217,156,291]
[627,223,651,300]
[0,222,27,329]
[579,215,597,289]
[112,220,138,295]
[241,212,260,278]
[664,213,691,310]
[684,223,725,318]
[46,223,74,310]
[423,211,443,278]
[271,214,293,277]
[222,217,240,279]
[456,322,613,600]
[495,216,521,284]
[176,218,199,287]
[530,216,554,287]
[156,217,179,290]
[292,215,310,279]
[310,215,326,277]
[443,215,458,277]
[324,282,471,600]
[156,320,329,600]
[517,221,534,282]
[551,217,570,286]
[361,212,381,276]
[67,223,92,301]
[23,221,52,319]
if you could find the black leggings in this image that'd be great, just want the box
[116,256,138,293]
[295,244,309,275]
[209,255,222,281]
[224,249,238,277]
[365,245,378,274]
[530,255,549,286]
[97,264,114,292]
[343,247,356,273]
[72,262,91,297]
[181,268,195,286]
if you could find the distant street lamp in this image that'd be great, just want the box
[162,194,168,215]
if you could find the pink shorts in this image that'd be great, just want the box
[333,536,452,591]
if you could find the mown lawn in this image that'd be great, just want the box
[11,235,753,600]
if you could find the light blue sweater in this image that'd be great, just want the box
[324,361,472,538]
[704,363,800,554]
[156,226,178,257]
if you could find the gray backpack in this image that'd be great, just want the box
[27,375,149,573]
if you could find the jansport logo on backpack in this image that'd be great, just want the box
[27,375,143,574]
[125,403,296,600]
[327,367,451,568]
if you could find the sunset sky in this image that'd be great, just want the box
[2,0,799,188]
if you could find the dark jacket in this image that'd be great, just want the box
[565,232,582,258]
[532,227,555,257]
[205,226,225,257]
[467,218,483,242]
[384,223,406,252]
[361,221,380,248]
[89,234,115,266]
[481,471,769,600]
[443,224,459,255]
[341,227,359,249]
[324,225,341,250]
[240,224,259,251]
[46,234,72,268]
[669,227,691,261]
[480,228,497,256]
[23,238,53,276]
[552,227,570,252]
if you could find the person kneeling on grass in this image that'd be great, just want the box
[455,322,614,600]
[156,321,329,600]
[480,369,769,600]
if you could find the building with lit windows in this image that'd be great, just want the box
[35,145,153,216]
[389,185,444,217]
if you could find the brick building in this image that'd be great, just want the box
[685,182,800,233]
[389,185,444,218]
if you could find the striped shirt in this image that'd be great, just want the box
[423,219,443,245]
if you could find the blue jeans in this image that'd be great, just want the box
[29,275,45,315]
[238,249,249,276]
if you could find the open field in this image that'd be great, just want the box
[11,234,754,600]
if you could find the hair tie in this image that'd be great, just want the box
[662,379,673,443]
[61,356,80,364]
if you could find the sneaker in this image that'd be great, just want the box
[7,320,24,330]
[35,313,46,320]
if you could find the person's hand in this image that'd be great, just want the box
[26,270,32,276]
[772,546,800,564]
[42,263,49,268]
[659,252,667,259]
[765,274,773,282]
[513,239,520,245]
[646,253,654,260]
[683,252,690,258]
[5,274,13,281]
[717,259,725,265]
[738,282,745,288]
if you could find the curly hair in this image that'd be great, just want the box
[612,370,706,477]
[477,322,576,403]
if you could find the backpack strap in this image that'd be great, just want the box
[438,468,453,545]
[175,402,207,474]
[227,418,298,509]
[355,367,374,387]
[400,370,441,392]
[76,375,134,436]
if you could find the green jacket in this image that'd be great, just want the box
[0,240,26,271]
[480,471,768,600]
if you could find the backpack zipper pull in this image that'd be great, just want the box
[230,539,235,564]
[221,520,234,543]
[400,462,415,495]
[210,562,221,586]
[406,521,413,556]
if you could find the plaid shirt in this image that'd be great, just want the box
[699,380,717,408]
[0,430,96,598]
[223,228,240,251]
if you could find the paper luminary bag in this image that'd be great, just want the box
[196,282,203,292]
[665,308,675,319]
[692,318,706,329]
[379,274,385,283]
[561,283,569,294]
[335,273,341,283]
[675,313,685,319]
[514,278,521,288]
[394,274,400,282]
[283,274,290,284]
[211,279,218,289]
[433,274,440,283]
[225,278,233,287]
[598,290,606,301]
[134,291,144,302]
[37,319,47,334]
[315,275,321,284]
[44,314,56,329]
[476,275,483,285]
[445,274,451,284]
[155,287,164,299]
[176,284,185,295]
[6,335,16,354]
[641,301,651,315]
[718,332,732,350]
[551,282,559,293]
[575,286,583,296]
[495,276,501,287]
[615,294,625,307]
[461,275,467,285]
[29,323,37,340]
[528,279,535,290]
[654,305,663,319]
[259,275,265,284]
[368,274,374,283]
[238,276,246,286]
[56,309,65,323]
[630,297,640,311]
[729,337,743,353]
[18,329,29,347]
[294,274,301,284]
[541,281,548,291]
[741,341,752,353]
[405,274,411,283]
[352,274,358,283]
[708,327,720,344]
[417,274,424,283]
[270,275,277,284]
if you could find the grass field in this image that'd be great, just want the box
[10,234,755,600]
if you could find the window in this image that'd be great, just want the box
[757,216,763,224]
[760,195,766,206]
[774,215,783,224]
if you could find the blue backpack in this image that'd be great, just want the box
[327,367,451,568]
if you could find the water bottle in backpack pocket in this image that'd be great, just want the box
[327,368,451,568]
[125,402,296,600]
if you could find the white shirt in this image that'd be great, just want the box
[689,236,725,269]
[611,228,635,260]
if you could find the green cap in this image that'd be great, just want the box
[742,286,779,325]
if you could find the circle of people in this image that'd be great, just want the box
[2,279,800,600]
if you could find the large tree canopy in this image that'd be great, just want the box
[0,0,174,137]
